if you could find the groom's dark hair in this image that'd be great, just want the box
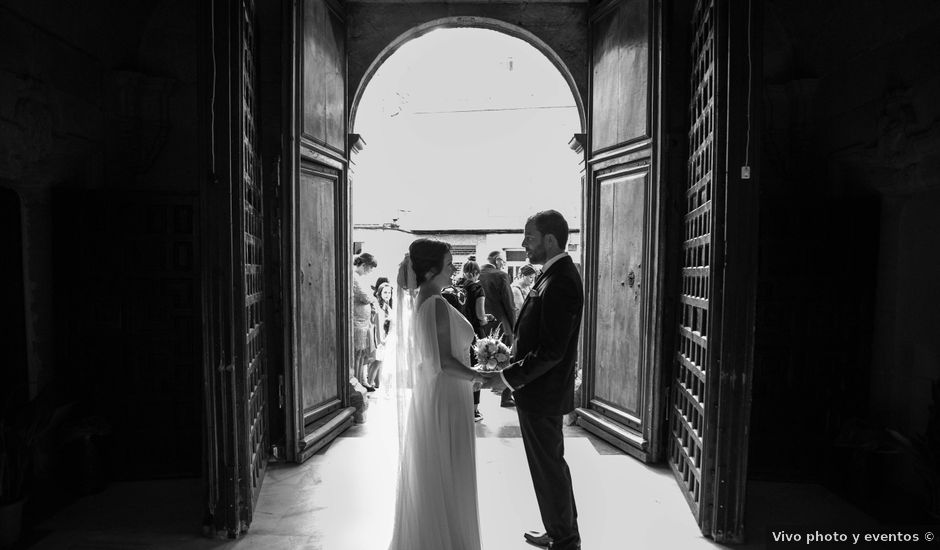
[528,210,569,248]
[410,238,451,284]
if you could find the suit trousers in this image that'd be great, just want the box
[517,409,580,550]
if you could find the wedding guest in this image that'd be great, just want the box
[459,260,494,422]
[373,276,392,309]
[353,252,378,391]
[441,282,464,311]
[510,264,538,317]
[367,282,394,391]
[479,250,516,407]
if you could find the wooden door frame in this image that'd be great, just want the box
[281,0,356,465]
[576,0,668,464]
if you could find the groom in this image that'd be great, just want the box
[492,209,583,550]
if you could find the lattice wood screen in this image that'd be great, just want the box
[668,0,715,521]
[241,0,267,505]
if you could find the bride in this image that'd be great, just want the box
[389,238,496,550]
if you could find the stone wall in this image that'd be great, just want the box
[752,0,940,520]
[1,3,107,393]
[0,0,201,393]
[346,1,589,126]
[0,0,204,480]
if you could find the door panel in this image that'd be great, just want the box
[284,0,355,464]
[578,0,664,463]
[236,0,269,520]
[668,0,715,524]
[593,171,645,416]
[203,0,268,534]
[590,0,650,150]
[666,0,758,542]
[299,166,340,415]
[301,0,346,152]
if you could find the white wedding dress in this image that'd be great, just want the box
[389,294,482,550]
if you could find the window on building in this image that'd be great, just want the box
[451,245,477,257]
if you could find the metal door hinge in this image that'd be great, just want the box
[278,374,285,408]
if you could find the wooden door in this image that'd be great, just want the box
[578,0,667,464]
[203,0,269,535]
[666,0,758,542]
[236,0,269,516]
[283,0,355,464]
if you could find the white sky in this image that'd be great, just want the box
[352,28,582,231]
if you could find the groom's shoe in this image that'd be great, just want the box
[523,531,552,548]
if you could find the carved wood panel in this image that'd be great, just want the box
[299,164,341,416]
[593,169,646,417]
[238,0,268,513]
[302,0,346,153]
[590,0,650,151]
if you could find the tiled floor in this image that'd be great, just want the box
[28,388,882,549]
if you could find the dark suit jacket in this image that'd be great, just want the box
[478,263,516,337]
[502,255,583,416]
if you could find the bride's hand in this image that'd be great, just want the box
[471,371,489,391]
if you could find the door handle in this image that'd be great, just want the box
[627,271,636,288]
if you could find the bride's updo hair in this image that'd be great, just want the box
[409,238,451,285]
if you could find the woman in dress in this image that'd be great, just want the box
[389,238,495,550]
[367,282,394,390]
[459,259,495,422]
[352,252,378,390]
[510,264,537,318]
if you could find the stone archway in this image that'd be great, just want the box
[347,14,588,132]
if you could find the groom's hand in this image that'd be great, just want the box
[482,371,508,392]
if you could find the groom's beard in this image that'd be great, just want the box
[526,248,545,265]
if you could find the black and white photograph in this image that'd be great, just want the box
[1,0,938,548]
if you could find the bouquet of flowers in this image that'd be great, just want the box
[472,328,512,372]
